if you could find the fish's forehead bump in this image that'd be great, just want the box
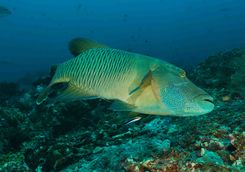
[167,65,185,75]
[156,60,186,76]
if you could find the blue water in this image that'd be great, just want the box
[1,0,245,81]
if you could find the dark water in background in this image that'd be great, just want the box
[0,0,245,81]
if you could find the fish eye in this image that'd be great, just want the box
[179,70,186,78]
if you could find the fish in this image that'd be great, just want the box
[37,39,214,117]
[124,116,142,125]
[0,6,11,17]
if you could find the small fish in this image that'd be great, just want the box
[125,116,142,125]
[0,6,11,17]
[37,39,214,117]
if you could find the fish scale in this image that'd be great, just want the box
[51,48,139,99]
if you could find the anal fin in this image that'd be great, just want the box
[109,100,136,111]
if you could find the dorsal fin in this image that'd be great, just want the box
[68,37,108,57]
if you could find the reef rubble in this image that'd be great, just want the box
[0,48,244,171]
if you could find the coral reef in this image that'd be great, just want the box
[190,47,245,98]
[0,48,244,171]
[0,82,22,106]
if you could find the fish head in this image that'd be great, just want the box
[154,64,214,116]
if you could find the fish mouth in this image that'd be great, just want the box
[194,94,215,113]
[203,98,214,104]
[194,94,214,104]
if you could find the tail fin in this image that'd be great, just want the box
[36,82,69,105]
[36,86,52,105]
[36,81,96,105]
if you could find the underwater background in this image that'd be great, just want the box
[1,0,245,81]
[0,0,245,172]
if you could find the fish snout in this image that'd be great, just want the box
[194,94,215,114]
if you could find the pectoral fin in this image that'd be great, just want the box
[127,70,154,104]
[151,67,166,101]
[36,86,52,105]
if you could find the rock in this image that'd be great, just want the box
[93,146,103,154]
[167,124,178,134]
[142,117,171,134]
[0,152,31,172]
[196,149,224,165]
[190,47,245,98]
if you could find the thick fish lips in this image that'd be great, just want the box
[194,94,215,114]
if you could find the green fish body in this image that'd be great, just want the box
[37,45,214,116]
